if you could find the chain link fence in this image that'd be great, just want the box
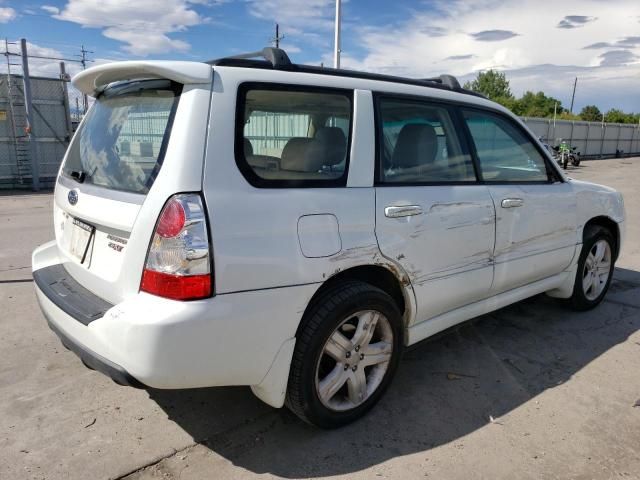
[0,73,72,189]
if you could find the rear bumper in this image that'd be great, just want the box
[46,317,145,388]
[32,240,316,403]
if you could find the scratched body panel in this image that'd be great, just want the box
[375,185,496,323]
[488,182,578,294]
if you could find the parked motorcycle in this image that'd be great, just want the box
[552,140,581,169]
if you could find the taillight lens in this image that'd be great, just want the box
[141,193,212,300]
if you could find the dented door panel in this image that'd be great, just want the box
[488,182,577,293]
[375,185,496,323]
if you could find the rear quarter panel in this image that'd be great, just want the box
[204,68,387,295]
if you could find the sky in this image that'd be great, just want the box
[0,0,639,112]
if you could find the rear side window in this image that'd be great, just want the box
[63,80,180,194]
[377,97,476,184]
[463,110,549,182]
[237,84,352,187]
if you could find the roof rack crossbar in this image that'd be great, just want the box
[208,47,292,69]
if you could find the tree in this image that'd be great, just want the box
[558,111,581,121]
[579,105,602,122]
[463,70,513,101]
[511,91,564,118]
[603,108,638,124]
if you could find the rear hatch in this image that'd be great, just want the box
[53,65,212,304]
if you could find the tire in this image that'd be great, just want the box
[567,226,615,311]
[563,155,568,169]
[572,158,581,166]
[285,281,403,428]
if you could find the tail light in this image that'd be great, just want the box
[141,193,212,300]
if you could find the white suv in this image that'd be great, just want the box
[33,48,625,428]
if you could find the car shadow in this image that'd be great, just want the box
[148,267,640,478]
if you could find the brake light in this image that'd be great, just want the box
[141,194,212,300]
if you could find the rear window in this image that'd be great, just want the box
[236,84,353,188]
[62,80,181,194]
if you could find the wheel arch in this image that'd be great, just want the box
[583,215,620,260]
[299,263,415,336]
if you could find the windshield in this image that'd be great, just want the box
[63,80,181,194]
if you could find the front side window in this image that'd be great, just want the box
[63,80,180,194]
[463,110,549,182]
[238,86,352,187]
[377,97,476,184]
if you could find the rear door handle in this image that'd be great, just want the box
[385,205,423,218]
[501,198,524,208]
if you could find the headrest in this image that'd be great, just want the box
[305,127,347,170]
[391,124,438,169]
[280,137,313,171]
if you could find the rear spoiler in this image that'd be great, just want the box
[72,61,213,96]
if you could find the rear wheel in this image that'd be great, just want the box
[286,281,403,428]
[567,226,615,310]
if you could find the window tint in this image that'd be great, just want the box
[239,87,352,185]
[63,80,179,194]
[463,110,549,182]
[378,98,476,184]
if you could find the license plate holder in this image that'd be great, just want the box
[66,217,94,263]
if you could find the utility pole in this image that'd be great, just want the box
[333,0,342,68]
[59,62,73,142]
[78,44,93,114]
[20,39,39,191]
[271,23,284,48]
[569,77,577,114]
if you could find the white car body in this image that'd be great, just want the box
[33,56,625,411]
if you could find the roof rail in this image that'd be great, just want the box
[207,47,484,98]
[422,74,462,90]
[208,47,292,69]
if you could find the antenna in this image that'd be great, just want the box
[270,23,284,49]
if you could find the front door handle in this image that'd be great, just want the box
[385,205,423,218]
[501,198,524,208]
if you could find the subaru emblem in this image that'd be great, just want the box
[68,190,78,205]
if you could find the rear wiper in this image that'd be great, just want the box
[69,170,86,183]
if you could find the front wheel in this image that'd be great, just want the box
[567,227,615,310]
[285,281,403,428]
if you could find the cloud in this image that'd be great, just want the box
[247,0,335,31]
[0,6,16,22]
[445,54,476,61]
[102,29,191,55]
[335,0,640,111]
[244,0,346,51]
[617,36,640,46]
[557,15,597,29]
[583,42,612,49]
[41,5,60,15]
[48,0,209,55]
[470,30,519,41]
[419,26,448,37]
[598,49,638,66]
